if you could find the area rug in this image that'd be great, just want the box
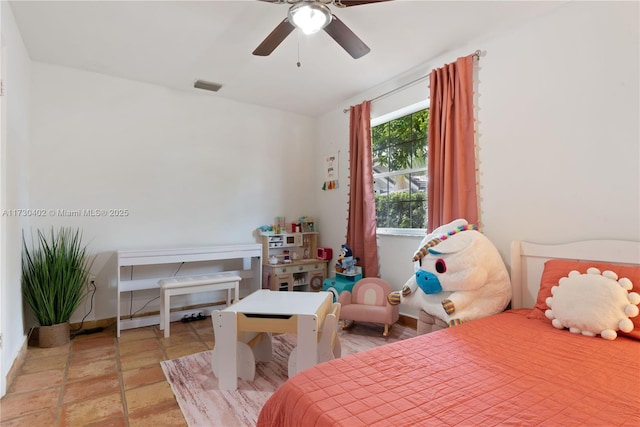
[161,322,415,427]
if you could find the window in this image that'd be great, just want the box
[372,106,428,233]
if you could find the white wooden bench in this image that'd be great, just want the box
[158,272,241,338]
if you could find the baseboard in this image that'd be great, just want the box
[70,317,117,331]
[69,301,419,333]
[70,300,229,332]
[398,314,417,330]
[4,337,28,394]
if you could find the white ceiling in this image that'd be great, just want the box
[10,0,566,116]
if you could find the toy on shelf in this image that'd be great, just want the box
[299,216,316,232]
[335,244,359,275]
[257,225,275,236]
[323,265,363,302]
[259,220,327,292]
[317,247,333,261]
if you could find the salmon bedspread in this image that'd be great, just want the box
[257,310,640,426]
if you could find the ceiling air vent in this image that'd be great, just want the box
[194,80,222,92]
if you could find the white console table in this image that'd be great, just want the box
[116,244,262,337]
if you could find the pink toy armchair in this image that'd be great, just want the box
[338,278,400,336]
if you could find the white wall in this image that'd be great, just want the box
[24,63,317,324]
[477,0,639,253]
[1,1,31,396]
[315,1,640,317]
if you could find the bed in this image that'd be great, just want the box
[257,240,640,426]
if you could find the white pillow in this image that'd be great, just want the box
[545,267,640,340]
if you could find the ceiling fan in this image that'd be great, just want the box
[253,0,391,59]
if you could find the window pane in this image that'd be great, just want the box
[411,202,427,228]
[372,123,388,150]
[409,170,427,195]
[389,115,411,144]
[374,174,390,196]
[373,177,427,229]
[412,109,429,139]
[410,192,427,229]
[391,173,407,194]
[412,138,427,168]
[388,197,412,228]
[371,107,429,230]
[375,197,389,228]
[372,148,388,172]
[389,141,412,172]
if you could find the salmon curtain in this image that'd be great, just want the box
[427,54,478,232]
[347,100,380,278]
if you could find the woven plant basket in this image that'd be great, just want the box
[38,322,70,348]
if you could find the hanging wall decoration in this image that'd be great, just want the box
[322,152,339,190]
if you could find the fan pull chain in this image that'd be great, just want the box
[297,29,301,67]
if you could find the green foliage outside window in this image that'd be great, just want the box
[375,191,426,229]
[372,109,429,229]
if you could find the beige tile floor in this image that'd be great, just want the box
[0,318,214,426]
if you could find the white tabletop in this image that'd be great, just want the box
[223,289,331,316]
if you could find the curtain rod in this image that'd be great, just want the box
[343,49,481,113]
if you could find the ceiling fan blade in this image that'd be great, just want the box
[253,18,295,56]
[338,0,393,7]
[323,15,370,59]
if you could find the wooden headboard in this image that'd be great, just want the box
[510,240,640,309]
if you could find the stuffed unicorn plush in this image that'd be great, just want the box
[388,219,512,326]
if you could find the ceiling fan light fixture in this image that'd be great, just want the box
[288,2,332,35]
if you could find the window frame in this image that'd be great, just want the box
[371,99,429,237]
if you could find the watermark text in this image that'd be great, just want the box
[2,208,129,217]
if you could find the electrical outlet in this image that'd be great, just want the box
[87,274,96,288]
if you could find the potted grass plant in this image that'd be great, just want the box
[22,227,93,347]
